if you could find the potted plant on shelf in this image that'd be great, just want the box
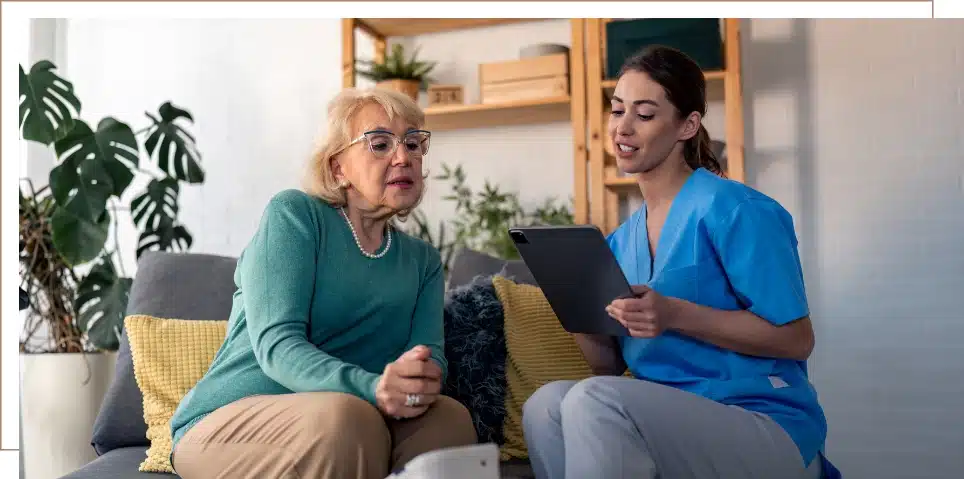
[356,43,437,102]
[18,59,205,479]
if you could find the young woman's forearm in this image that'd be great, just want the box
[667,298,815,361]
[573,333,627,376]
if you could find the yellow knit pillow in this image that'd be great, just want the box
[125,314,227,473]
[492,276,594,460]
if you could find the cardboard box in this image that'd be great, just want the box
[479,53,569,104]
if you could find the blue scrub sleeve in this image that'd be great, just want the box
[713,199,810,326]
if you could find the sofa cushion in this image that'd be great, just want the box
[91,252,239,455]
[447,247,536,289]
[126,315,228,473]
[492,276,594,460]
[60,446,177,479]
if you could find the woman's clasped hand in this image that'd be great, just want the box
[376,345,443,419]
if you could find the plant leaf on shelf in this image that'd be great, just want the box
[354,43,436,85]
[75,257,132,351]
[19,60,82,145]
[144,101,204,183]
[136,221,193,258]
[131,177,180,231]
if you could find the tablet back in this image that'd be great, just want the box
[508,225,631,337]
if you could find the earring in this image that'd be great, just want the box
[338,179,351,189]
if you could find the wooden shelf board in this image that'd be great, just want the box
[357,19,537,38]
[601,70,727,91]
[424,96,571,132]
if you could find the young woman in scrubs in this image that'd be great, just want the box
[522,45,840,479]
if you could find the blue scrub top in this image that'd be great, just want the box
[607,167,828,467]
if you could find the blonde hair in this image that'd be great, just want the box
[302,87,427,214]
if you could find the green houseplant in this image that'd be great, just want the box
[356,43,437,101]
[435,163,573,260]
[397,163,574,276]
[18,60,205,353]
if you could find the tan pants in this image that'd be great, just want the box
[172,392,478,479]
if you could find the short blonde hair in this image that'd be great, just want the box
[302,87,426,212]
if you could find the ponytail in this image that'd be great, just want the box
[684,125,725,177]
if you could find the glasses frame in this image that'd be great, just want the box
[348,129,432,159]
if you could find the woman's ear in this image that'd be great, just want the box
[678,111,702,142]
[330,154,345,185]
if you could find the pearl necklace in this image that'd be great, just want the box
[339,207,392,259]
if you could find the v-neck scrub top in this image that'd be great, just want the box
[606,168,828,467]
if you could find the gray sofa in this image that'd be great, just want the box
[61,249,537,479]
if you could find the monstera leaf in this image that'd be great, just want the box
[75,257,132,351]
[48,118,139,265]
[50,207,110,266]
[131,177,179,230]
[19,60,82,145]
[144,102,204,183]
[52,118,139,205]
[137,221,193,258]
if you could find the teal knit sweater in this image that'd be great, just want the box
[169,189,447,447]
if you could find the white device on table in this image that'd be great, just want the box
[386,442,501,479]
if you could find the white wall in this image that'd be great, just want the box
[61,19,577,270]
[740,19,964,478]
[51,18,964,478]
[62,19,347,270]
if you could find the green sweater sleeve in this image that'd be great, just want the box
[239,190,381,404]
[403,247,448,382]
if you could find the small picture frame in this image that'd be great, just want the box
[427,84,464,106]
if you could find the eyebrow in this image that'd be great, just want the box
[611,95,660,107]
[364,126,419,134]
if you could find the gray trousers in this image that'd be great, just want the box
[522,376,822,479]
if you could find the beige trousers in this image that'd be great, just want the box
[172,392,478,479]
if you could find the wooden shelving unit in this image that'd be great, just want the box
[353,19,534,39]
[341,18,590,224]
[419,96,572,132]
[582,18,745,234]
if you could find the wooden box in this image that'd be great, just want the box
[427,84,464,106]
[479,53,569,105]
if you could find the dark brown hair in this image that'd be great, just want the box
[618,45,724,176]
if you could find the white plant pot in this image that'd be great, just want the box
[20,352,117,479]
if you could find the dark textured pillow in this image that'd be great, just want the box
[90,251,238,455]
[442,276,508,445]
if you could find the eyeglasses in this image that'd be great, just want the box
[349,129,431,159]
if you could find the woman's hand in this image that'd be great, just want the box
[375,345,442,419]
[606,285,679,338]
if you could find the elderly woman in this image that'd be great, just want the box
[169,88,477,479]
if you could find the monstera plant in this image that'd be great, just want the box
[18,60,204,352]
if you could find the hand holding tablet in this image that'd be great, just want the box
[605,284,676,338]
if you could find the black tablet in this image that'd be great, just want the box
[508,225,632,337]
